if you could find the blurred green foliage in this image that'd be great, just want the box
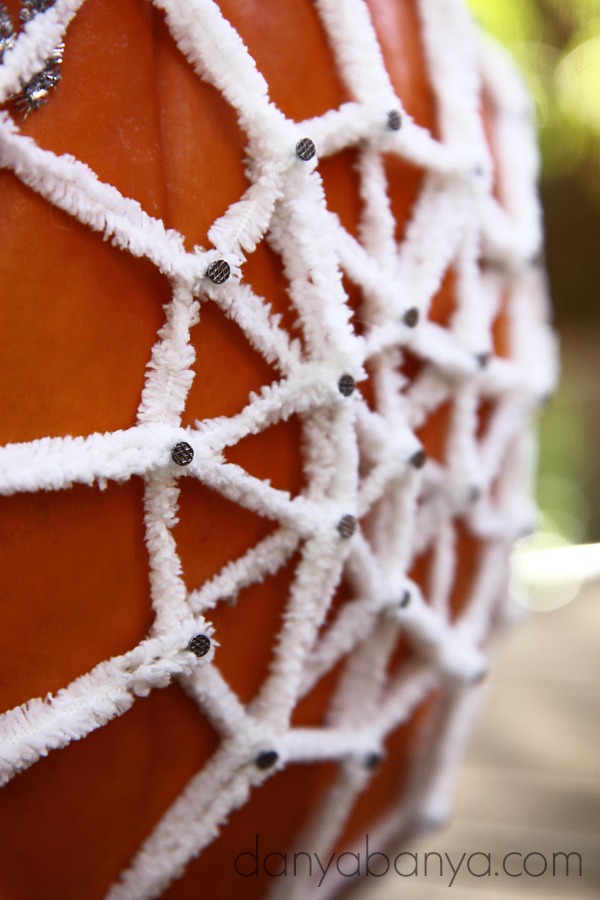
[537,376,590,543]
[467,0,600,543]
[468,0,600,194]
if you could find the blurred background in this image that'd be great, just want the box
[354,2,600,897]
[469,0,600,548]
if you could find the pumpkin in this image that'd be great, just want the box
[0,1,556,898]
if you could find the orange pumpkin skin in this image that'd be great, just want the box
[0,2,513,898]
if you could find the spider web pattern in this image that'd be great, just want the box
[0,1,557,898]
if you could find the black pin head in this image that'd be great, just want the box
[337,514,357,539]
[387,110,402,131]
[296,137,316,161]
[409,448,427,470]
[171,441,194,466]
[403,307,419,328]
[338,373,355,397]
[255,750,279,770]
[206,259,231,284]
[188,634,211,657]
[399,590,411,609]
[364,752,383,770]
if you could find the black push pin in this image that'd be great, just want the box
[337,514,357,539]
[255,750,279,770]
[296,137,316,161]
[171,441,194,466]
[387,110,402,131]
[399,590,411,609]
[409,448,427,469]
[364,752,383,770]
[338,373,355,397]
[403,307,419,328]
[468,665,488,686]
[482,256,506,274]
[468,485,482,503]
[188,634,211,657]
[517,522,536,540]
[206,259,231,284]
[528,250,545,268]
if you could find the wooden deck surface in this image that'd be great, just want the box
[352,578,600,899]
